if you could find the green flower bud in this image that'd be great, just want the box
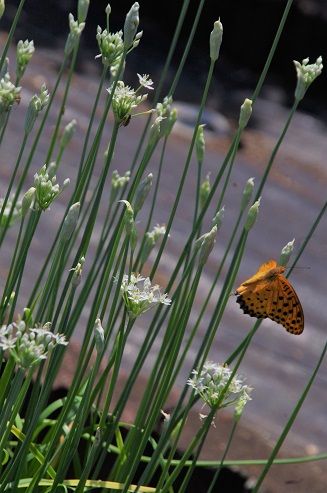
[105,4,111,16]
[120,199,134,232]
[279,238,295,267]
[210,19,223,62]
[133,173,153,215]
[61,202,80,242]
[195,225,217,266]
[239,98,253,130]
[21,187,35,216]
[212,206,224,229]
[61,119,76,148]
[240,177,255,211]
[78,0,90,23]
[244,198,261,231]
[195,124,205,163]
[124,2,139,50]
[94,318,105,354]
[199,173,211,210]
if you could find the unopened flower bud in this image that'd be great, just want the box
[210,19,223,62]
[61,119,76,148]
[78,0,89,23]
[120,200,137,249]
[94,318,105,354]
[21,187,35,216]
[196,225,217,266]
[61,202,80,242]
[212,206,224,229]
[279,238,295,267]
[200,174,210,210]
[195,124,205,163]
[239,98,252,130]
[245,198,261,231]
[124,2,139,50]
[240,177,255,211]
[133,173,152,215]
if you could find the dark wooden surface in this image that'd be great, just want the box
[0,42,326,479]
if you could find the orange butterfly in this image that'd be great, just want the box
[235,259,304,335]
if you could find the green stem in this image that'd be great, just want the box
[251,340,327,493]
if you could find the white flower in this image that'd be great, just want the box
[137,73,154,90]
[0,324,17,350]
[187,361,252,413]
[0,321,68,369]
[119,273,171,318]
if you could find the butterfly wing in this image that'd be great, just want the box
[236,274,304,335]
[271,276,304,335]
[236,279,276,320]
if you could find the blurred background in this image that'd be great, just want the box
[0,1,326,490]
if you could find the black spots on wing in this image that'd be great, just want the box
[236,295,267,319]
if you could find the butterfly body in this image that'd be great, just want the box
[235,260,304,335]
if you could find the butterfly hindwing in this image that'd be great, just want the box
[272,277,304,335]
[236,278,278,320]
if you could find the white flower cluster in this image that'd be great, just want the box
[108,80,149,125]
[96,28,124,67]
[16,39,35,80]
[65,13,85,56]
[111,170,131,191]
[140,225,166,265]
[294,56,323,101]
[120,273,171,318]
[34,165,70,211]
[187,361,252,417]
[0,321,67,369]
[0,73,21,114]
